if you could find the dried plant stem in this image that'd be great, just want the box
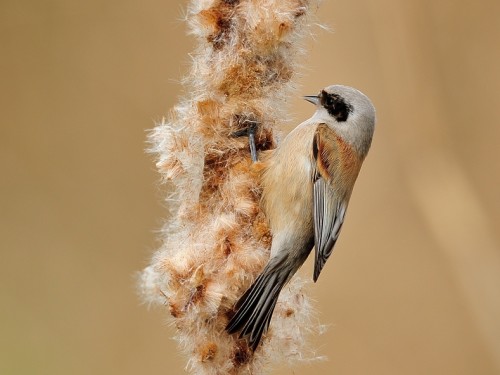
[140,0,321,373]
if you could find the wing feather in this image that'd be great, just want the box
[312,124,355,282]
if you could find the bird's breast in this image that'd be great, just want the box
[261,123,317,239]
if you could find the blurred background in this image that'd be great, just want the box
[1,0,499,374]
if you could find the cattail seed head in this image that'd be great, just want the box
[140,0,325,373]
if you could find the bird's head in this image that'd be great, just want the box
[305,85,376,159]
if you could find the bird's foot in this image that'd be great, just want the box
[231,122,258,162]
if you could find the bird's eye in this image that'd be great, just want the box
[326,96,334,107]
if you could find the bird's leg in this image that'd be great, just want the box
[248,125,258,163]
[231,120,258,162]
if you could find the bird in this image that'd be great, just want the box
[226,84,376,351]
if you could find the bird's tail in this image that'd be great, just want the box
[226,258,292,351]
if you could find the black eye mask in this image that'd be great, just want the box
[319,90,353,122]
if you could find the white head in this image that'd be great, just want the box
[305,85,376,159]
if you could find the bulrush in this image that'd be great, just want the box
[140,0,323,373]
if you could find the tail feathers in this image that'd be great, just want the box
[226,263,290,350]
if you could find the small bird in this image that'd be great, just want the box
[226,85,376,350]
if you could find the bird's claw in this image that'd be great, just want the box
[231,122,258,162]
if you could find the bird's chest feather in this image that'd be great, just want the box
[261,125,316,232]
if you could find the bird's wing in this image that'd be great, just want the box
[312,178,347,281]
[312,123,357,282]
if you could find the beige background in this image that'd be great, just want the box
[1,0,499,374]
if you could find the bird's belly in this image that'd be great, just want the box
[262,145,315,260]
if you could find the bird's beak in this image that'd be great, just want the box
[303,95,319,105]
